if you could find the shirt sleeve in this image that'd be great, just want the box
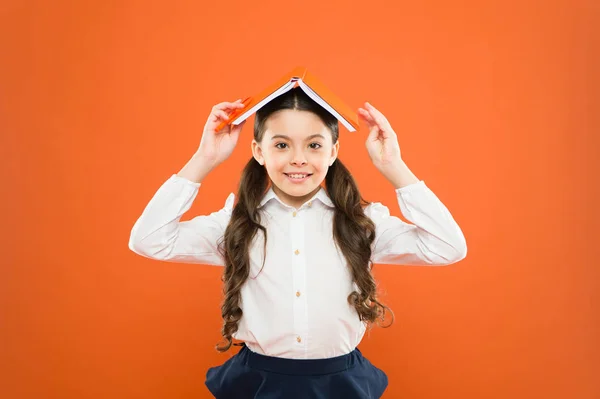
[365,180,467,266]
[128,174,234,266]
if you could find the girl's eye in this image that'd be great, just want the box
[275,143,322,149]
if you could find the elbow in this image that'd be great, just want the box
[129,222,148,257]
[128,232,160,259]
[129,233,175,261]
[454,245,468,263]
[445,241,467,265]
[430,238,467,266]
[129,235,149,257]
[129,237,142,254]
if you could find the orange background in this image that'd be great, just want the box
[1,0,598,398]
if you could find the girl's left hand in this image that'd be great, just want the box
[358,102,402,168]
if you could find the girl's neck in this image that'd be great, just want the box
[270,184,323,209]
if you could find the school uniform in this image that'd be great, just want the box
[129,174,467,398]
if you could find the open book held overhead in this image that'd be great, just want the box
[217,67,360,132]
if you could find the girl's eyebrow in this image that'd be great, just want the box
[271,134,325,141]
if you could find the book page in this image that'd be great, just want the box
[297,80,355,131]
[231,80,296,125]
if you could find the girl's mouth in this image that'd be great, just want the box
[284,173,312,183]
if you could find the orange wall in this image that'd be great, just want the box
[1,0,598,398]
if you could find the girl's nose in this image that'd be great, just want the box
[291,151,307,165]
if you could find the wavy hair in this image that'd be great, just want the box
[215,87,393,352]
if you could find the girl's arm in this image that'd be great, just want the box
[128,99,246,265]
[128,153,232,266]
[358,102,466,266]
[366,180,467,266]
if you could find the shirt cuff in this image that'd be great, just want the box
[394,180,426,195]
[169,173,201,188]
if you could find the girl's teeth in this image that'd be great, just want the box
[289,174,307,179]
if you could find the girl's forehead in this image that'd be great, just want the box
[267,109,324,126]
[265,126,327,138]
[264,111,329,140]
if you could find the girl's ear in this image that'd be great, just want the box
[251,139,265,165]
[329,140,340,166]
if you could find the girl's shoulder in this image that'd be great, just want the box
[222,192,235,214]
[362,201,391,221]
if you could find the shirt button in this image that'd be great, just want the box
[296,336,302,343]
[296,291,301,297]
[292,211,297,217]
[294,249,300,255]
[307,201,312,207]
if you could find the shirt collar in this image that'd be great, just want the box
[258,185,334,209]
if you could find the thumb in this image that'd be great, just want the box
[366,124,381,142]
[359,110,380,142]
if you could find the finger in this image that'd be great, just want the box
[358,108,376,126]
[364,102,387,126]
[215,109,229,121]
[212,109,230,122]
[362,120,381,141]
[365,102,392,131]
[360,104,382,129]
[227,99,247,109]
[359,110,381,140]
[214,101,246,111]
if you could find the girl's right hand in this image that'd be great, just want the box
[197,99,247,166]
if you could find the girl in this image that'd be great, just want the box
[129,87,467,398]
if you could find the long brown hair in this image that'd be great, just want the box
[215,87,394,352]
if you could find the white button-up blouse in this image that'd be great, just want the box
[129,174,467,359]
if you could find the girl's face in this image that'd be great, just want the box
[251,109,339,208]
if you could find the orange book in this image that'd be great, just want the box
[217,67,359,132]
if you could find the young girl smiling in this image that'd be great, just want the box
[129,87,467,398]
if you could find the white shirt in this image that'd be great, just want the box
[129,174,467,359]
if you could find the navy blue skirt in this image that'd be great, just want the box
[205,344,388,398]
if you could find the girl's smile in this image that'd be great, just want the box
[284,172,313,183]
